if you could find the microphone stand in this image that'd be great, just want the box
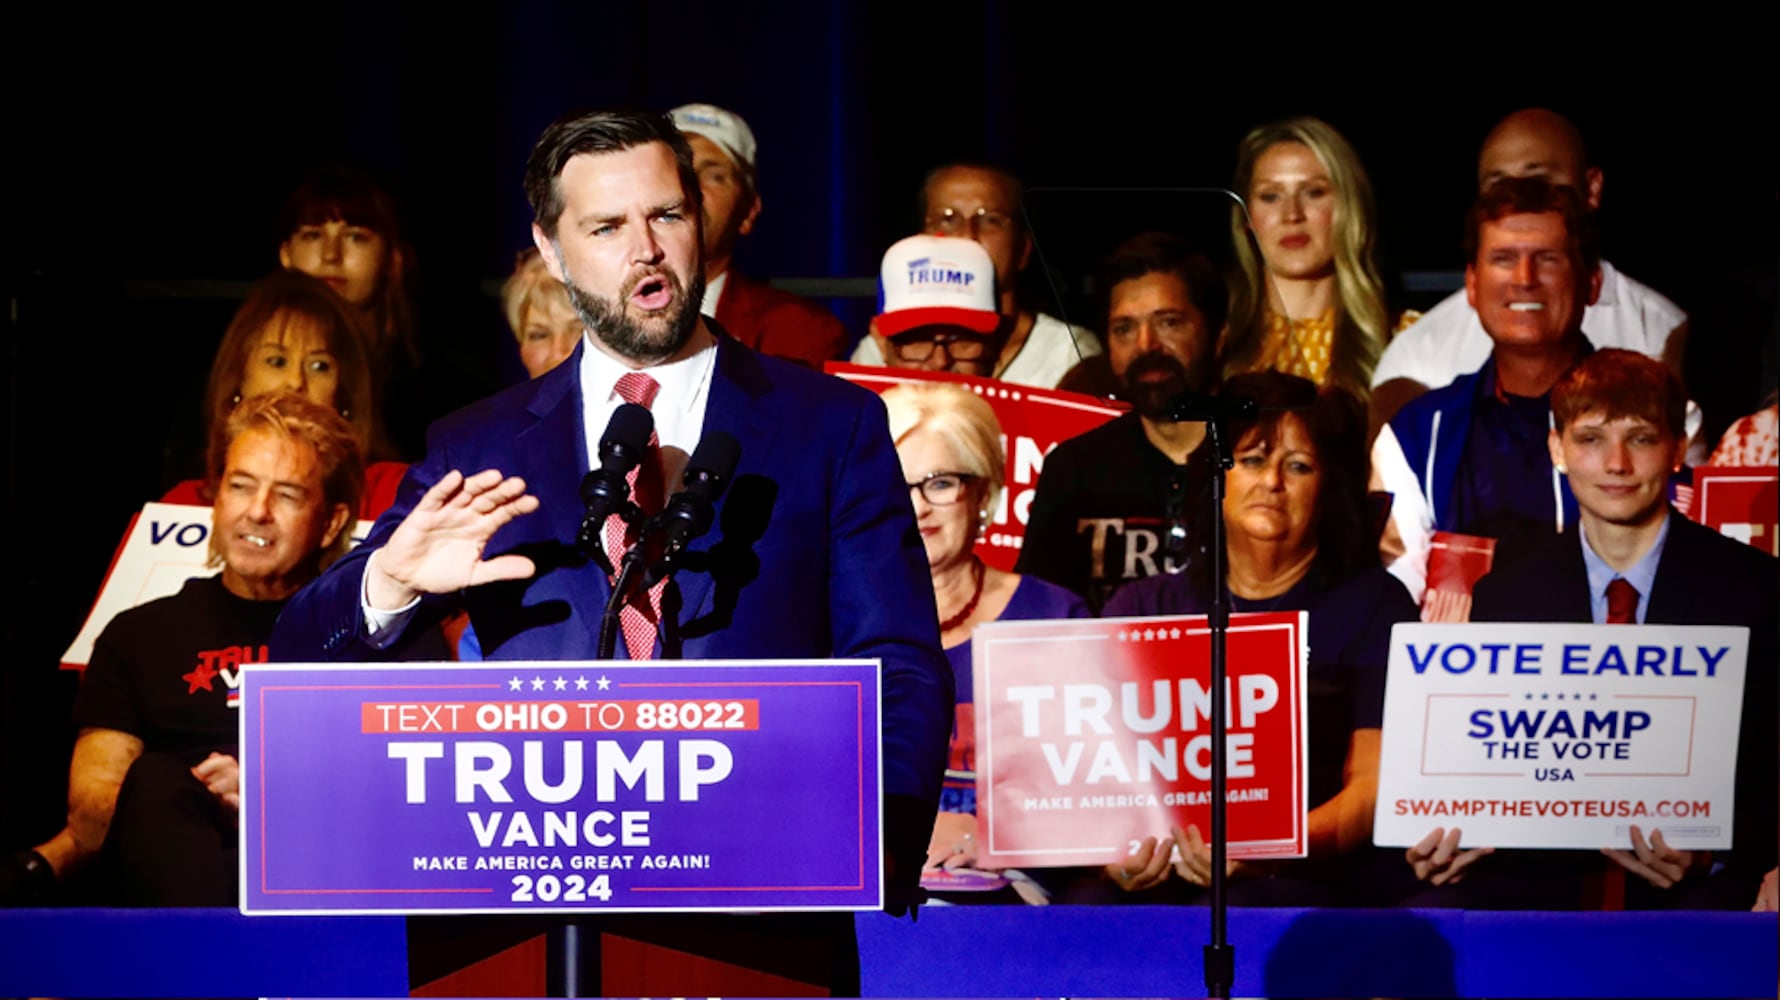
[1203,412,1235,1000]
[1168,391,1255,1000]
[595,503,647,661]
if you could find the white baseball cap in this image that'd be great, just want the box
[667,103,757,176]
[876,235,1001,338]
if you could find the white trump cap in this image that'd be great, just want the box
[876,235,1000,337]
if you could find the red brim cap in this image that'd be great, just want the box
[878,305,1001,338]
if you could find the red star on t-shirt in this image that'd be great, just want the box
[183,660,218,694]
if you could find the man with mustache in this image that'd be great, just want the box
[1018,233,1224,612]
[272,109,951,991]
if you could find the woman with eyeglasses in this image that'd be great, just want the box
[1098,371,1418,907]
[882,381,1089,900]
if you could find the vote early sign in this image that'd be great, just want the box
[1374,623,1748,850]
[971,612,1308,868]
[241,660,882,915]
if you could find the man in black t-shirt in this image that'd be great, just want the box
[2,393,362,905]
[1018,233,1224,611]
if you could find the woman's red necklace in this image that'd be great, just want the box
[939,558,986,632]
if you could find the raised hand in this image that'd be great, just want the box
[366,470,541,608]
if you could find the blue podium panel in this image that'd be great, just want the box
[858,905,1778,998]
[0,908,408,996]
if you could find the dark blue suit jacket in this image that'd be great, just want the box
[271,335,952,874]
[1474,513,1778,888]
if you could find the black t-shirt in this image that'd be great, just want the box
[73,576,285,766]
[1017,413,1200,613]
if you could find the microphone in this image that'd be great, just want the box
[645,431,741,580]
[577,403,654,568]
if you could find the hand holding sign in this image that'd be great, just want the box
[1601,824,1699,890]
[367,470,539,608]
[1406,826,1493,886]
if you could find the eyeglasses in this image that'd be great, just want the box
[926,206,1016,238]
[891,330,991,363]
[907,471,978,506]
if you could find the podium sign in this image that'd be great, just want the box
[973,613,1309,868]
[241,660,882,914]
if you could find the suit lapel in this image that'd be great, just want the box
[1548,529,1595,622]
[1645,514,1704,625]
[514,346,610,653]
[673,336,782,630]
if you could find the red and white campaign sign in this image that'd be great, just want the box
[826,364,1124,571]
[1688,466,1778,556]
[970,612,1308,868]
[61,503,372,671]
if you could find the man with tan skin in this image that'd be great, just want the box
[666,103,848,369]
[1018,233,1223,611]
[1370,109,1686,430]
[1371,176,1601,605]
[0,393,363,905]
[852,163,1100,387]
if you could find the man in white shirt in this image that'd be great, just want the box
[1371,109,1686,431]
[851,163,1099,387]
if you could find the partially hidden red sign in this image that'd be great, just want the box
[1688,466,1778,556]
[1421,530,1497,623]
[970,612,1308,868]
[826,364,1125,571]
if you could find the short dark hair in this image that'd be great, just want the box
[1097,231,1229,342]
[1185,371,1372,597]
[525,109,701,236]
[1463,174,1600,277]
[1552,348,1687,441]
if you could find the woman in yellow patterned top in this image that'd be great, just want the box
[1223,117,1405,402]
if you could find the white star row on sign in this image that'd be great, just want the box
[1116,628,1185,642]
[504,675,611,692]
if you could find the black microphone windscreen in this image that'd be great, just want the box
[605,403,655,454]
[687,431,742,487]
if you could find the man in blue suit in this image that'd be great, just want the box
[271,112,951,971]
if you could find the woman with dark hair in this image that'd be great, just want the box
[275,162,480,458]
[1223,118,1408,403]
[1099,370,1416,906]
[277,163,418,380]
[162,271,405,518]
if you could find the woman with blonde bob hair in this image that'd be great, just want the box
[501,248,582,379]
[1224,116,1397,401]
[880,380,1088,900]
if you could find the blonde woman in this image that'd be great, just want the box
[1224,116,1404,402]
